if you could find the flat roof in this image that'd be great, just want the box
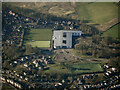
[53,30,82,33]
[53,30,80,31]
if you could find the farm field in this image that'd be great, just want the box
[102,24,120,40]
[23,29,52,48]
[76,2,118,24]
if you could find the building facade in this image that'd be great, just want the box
[52,30,82,49]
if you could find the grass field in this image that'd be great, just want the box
[23,29,52,48]
[102,24,120,40]
[25,41,50,48]
[70,63,103,74]
[43,63,71,74]
[24,29,52,41]
[76,2,118,24]
[43,62,103,75]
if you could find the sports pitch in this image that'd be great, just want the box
[70,63,103,74]
[23,29,52,48]
[43,62,103,75]
[25,41,50,48]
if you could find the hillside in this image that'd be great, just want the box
[75,2,118,24]
[102,23,120,40]
[3,2,119,32]
[4,2,118,22]
[4,2,78,20]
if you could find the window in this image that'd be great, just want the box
[63,32,67,37]
[63,40,66,44]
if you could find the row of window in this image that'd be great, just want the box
[72,33,81,36]
[63,32,81,38]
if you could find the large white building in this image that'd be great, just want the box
[52,30,82,49]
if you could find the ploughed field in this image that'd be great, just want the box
[23,29,52,48]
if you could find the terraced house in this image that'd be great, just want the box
[52,30,82,49]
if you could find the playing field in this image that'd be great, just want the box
[70,63,103,74]
[42,62,103,75]
[25,41,50,48]
[23,29,52,48]
[102,24,120,40]
[43,63,71,74]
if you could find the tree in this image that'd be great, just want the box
[3,44,23,60]
[108,57,120,71]
[25,44,33,54]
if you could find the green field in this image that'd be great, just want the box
[23,29,52,48]
[43,63,71,74]
[25,41,50,48]
[43,62,103,75]
[24,29,52,41]
[76,2,118,24]
[102,24,120,39]
[70,63,103,74]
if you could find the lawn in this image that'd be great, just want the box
[42,61,103,75]
[24,29,52,41]
[76,2,118,24]
[23,29,52,48]
[25,41,50,48]
[70,63,103,74]
[43,63,71,74]
[102,24,120,40]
